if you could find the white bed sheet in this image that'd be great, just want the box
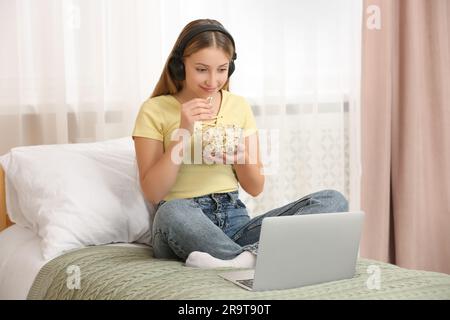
[0,225,150,300]
[0,225,46,300]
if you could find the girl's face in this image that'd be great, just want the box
[183,47,230,98]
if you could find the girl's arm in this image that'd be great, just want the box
[135,137,184,206]
[232,133,265,197]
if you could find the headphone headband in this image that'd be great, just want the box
[174,24,237,60]
[168,23,237,81]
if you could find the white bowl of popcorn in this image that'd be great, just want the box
[194,123,243,164]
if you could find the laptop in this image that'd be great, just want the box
[219,211,365,291]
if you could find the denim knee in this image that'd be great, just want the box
[320,189,349,212]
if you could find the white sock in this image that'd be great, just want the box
[185,251,256,269]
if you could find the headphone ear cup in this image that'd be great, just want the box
[228,60,235,77]
[168,56,185,81]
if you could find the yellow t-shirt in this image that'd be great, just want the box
[132,89,258,201]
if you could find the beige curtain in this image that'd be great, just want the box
[361,0,450,274]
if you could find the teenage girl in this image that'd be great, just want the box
[132,19,348,268]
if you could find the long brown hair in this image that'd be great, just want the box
[150,19,235,98]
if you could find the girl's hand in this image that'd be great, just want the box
[203,140,247,165]
[179,98,215,135]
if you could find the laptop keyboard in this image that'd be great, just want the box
[236,278,254,289]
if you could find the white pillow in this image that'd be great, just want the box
[0,137,153,260]
[0,153,30,229]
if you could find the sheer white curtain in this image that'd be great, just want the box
[0,0,362,215]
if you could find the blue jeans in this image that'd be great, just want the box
[152,189,348,261]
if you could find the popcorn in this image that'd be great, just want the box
[194,122,243,164]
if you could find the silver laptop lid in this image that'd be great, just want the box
[252,211,364,291]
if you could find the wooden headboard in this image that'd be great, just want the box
[0,166,13,232]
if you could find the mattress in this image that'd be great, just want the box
[2,225,450,300]
[0,225,149,299]
[0,225,47,299]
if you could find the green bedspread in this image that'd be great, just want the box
[28,245,450,300]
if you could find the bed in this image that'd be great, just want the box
[1,138,449,300]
